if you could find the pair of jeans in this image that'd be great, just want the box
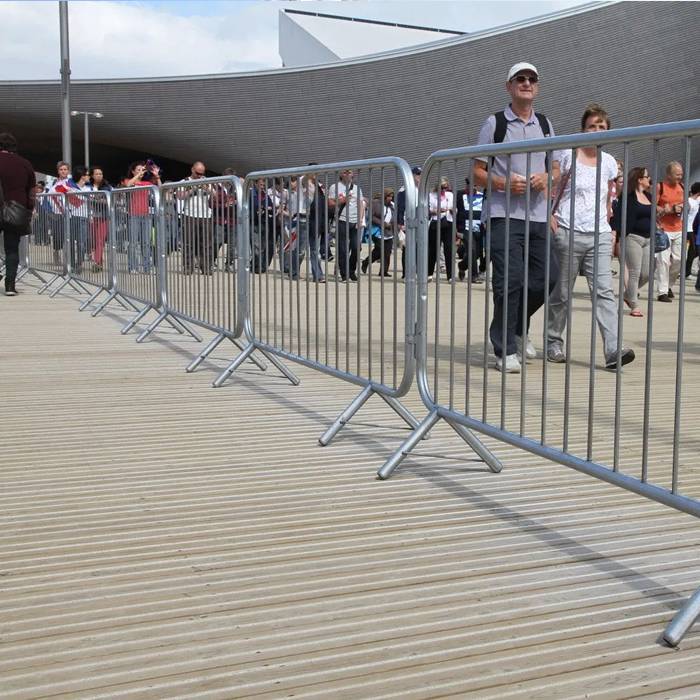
[548,228,620,360]
[489,218,558,358]
[69,217,88,273]
[128,215,153,273]
[623,233,650,308]
[251,219,276,273]
[364,236,393,274]
[214,223,236,267]
[336,221,358,279]
[285,216,324,280]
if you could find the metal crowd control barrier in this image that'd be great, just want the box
[109,185,200,342]
[27,193,85,295]
[378,119,700,646]
[212,158,419,446]
[158,175,267,374]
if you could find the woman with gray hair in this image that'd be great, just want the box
[0,132,36,296]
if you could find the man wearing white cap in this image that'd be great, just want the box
[473,62,560,373]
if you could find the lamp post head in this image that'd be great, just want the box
[70,110,79,116]
[94,112,103,119]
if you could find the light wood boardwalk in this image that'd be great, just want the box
[2,274,700,699]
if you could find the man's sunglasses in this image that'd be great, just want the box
[512,74,539,84]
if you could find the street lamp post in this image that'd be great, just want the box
[70,110,103,169]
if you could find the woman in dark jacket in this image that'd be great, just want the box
[361,188,394,276]
[89,166,112,270]
[0,132,36,296]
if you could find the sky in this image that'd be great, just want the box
[0,0,591,80]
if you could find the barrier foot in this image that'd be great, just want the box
[186,333,226,373]
[663,586,700,647]
[136,310,168,343]
[27,269,48,284]
[164,315,203,343]
[70,279,89,295]
[377,410,441,479]
[257,348,299,386]
[319,386,374,446]
[235,339,268,372]
[16,267,29,282]
[48,276,73,298]
[212,343,256,387]
[445,418,503,473]
[117,294,141,312]
[38,274,62,294]
[377,392,421,432]
[121,305,152,335]
[79,287,104,311]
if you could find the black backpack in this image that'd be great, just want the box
[491,110,552,169]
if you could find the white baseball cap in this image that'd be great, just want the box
[507,62,539,81]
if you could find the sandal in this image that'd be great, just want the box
[630,308,643,317]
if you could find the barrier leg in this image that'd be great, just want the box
[117,294,141,312]
[38,274,62,294]
[26,269,48,284]
[212,342,256,387]
[377,392,421,431]
[663,586,700,647]
[257,348,299,386]
[377,410,441,479]
[163,314,203,342]
[121,304,152,335]
[319,386,374,446]
[445,418,503,473]
[234,339,268,372]
[68,279,89,295]
[136,310,168,343]
[79,287,104,311]
[186,333,226,373]
[16,267,29,282]
[48,276,73,298]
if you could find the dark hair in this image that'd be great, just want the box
[581,103,611,130]
[127,160,145,178]
[72,165,88,181]
[627,166,648,195]
[0,132,18,152]
[222,167,236,176]
[89,166,110,188]
[691,182,700,196]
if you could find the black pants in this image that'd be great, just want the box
[364,237,393,274]
[182,216,213,274]
[488,218,558,358]
[51,212,65,252]
[336,221,358,279]
[457,228,484,278]
[686,231,697,277]
[1,228,21,288]
[428,219,454,280]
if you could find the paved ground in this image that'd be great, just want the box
[2,274,700,699]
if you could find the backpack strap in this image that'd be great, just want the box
[490,111,551,170]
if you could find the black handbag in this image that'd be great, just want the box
[0,180,32,235]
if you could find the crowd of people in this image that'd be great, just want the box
[2,60,699,378]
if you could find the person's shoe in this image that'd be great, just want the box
[349,273,358,282]
[667,288,675,299]
[5,282,17,296]
[547,346,566,363]
[657,294,672,302]
[515,335,536,360]
[472,275,484,284]
[380,271,391,277]
[495,353,521,373]
[458,269,466,281]
[427,276,434,283]
[314,277,326,284]
[605,348,635,370]
[361,258,369,274]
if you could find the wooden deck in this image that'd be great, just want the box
[3,273,700,699]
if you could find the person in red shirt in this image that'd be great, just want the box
[125,161,160,273]
[655,161,685,302]
[0,132,36,296]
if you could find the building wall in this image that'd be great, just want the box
[0,2,697,179]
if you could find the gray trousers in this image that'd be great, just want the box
[548,227,620,360]
[623,233,650,310]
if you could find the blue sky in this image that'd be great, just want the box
[0,1,590,80]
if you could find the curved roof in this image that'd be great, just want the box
[1,1,698,177]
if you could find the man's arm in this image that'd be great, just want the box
[473,159,527,195]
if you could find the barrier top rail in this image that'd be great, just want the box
[424,118,700,162]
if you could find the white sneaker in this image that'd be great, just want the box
[495,353,521,373]
[515,335,536,361]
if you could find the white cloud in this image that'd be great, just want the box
[0,1,282,80]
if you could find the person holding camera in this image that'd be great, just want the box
[125,160,160,273]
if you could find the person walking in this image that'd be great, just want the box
[0,132,35,296]
[328,169,365,282]
[547,104,635,370]
[655,161,685,302]
[473,62,560,373]
[89,166,112,271]
[362,188,395,276]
